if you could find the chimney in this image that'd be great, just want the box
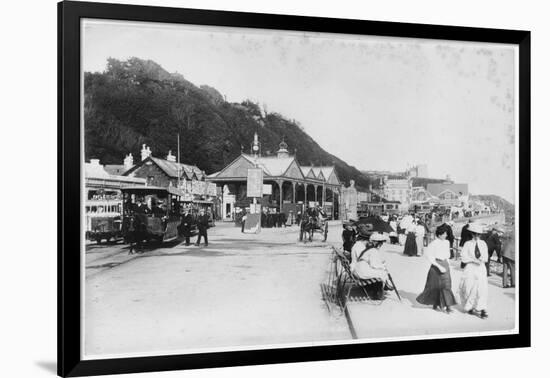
[90,159,101,166]
[123,154,134,170]
[166,150,176,162]
[141,144,152,161]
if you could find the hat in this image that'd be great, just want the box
[468,223,485,234]
[356,224,372,238]
[370,233,387,242]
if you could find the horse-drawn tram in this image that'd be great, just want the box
[85,189,123,243]
[121,186,184,244]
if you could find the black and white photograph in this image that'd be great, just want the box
[81,16,520,359]
[8,0,550,377]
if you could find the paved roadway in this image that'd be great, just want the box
[84,221,516,357]
[84,222,350,357]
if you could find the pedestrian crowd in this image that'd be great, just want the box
[260,211,289,228]
[341,215,515,319]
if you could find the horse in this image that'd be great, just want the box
[124,213,150,254]
[299,215,315,242]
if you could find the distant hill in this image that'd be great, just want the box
[470,194,515,222]
[84,57,374,188]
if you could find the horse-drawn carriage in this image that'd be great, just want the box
[299,209,329,242]
[121,186,184,250]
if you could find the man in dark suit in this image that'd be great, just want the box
[502,233,515,288]
[459,220,473,247]
[195,209,210,247]
[441,221,455,258]
[179,208,193,246]
[135,198,150,214]
[482,228,502,276]
[152,200,165,217]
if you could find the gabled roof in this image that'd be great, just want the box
[301,166,339,184]
[213,154,256,178]
[150,157,205,180]
[208,171,220,178]
[85,161,110,179]
[316,170,326,181]
[241,154,295,177]
[282,160,305,180]
[300,166,317,179]
[125,156,205,180]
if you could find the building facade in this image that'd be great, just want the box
[121,145,219,215]
[380,177,412,210]
[426,183,469,207]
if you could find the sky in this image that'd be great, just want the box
[82,19,517,203]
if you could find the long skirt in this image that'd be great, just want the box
[459,262,488,311]
[416,259,457,308]
[416,235,424,255]
[403,233,417,256]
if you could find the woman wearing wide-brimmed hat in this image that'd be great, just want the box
[350,229,390,299]
[403,220,418,256]
[350,226,389,282]
[416,225,457,313]
[459,222,489,319]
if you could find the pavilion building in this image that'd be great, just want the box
[207,134,343,221]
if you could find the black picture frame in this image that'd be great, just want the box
[58,1,531,376]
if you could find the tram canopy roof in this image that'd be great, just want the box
[121,185,185,196]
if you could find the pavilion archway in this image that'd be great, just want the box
[306,184,316,204]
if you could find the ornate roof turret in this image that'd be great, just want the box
[277,137,289,159]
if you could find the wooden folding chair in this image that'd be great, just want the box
[334,248,401,308]
[333,247,386,309]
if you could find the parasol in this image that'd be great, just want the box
[356,216,394,233]
[399,214,414,230]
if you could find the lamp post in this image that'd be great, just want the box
[251,133,261,233]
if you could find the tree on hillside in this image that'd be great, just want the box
[84,57,373,186]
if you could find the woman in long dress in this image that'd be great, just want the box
[415,220,426,256]
[389,217,399,245]
[416,225,457,313]
[403,221,418,256]
[459,223,489,319]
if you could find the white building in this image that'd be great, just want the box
[381,177,412,210]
